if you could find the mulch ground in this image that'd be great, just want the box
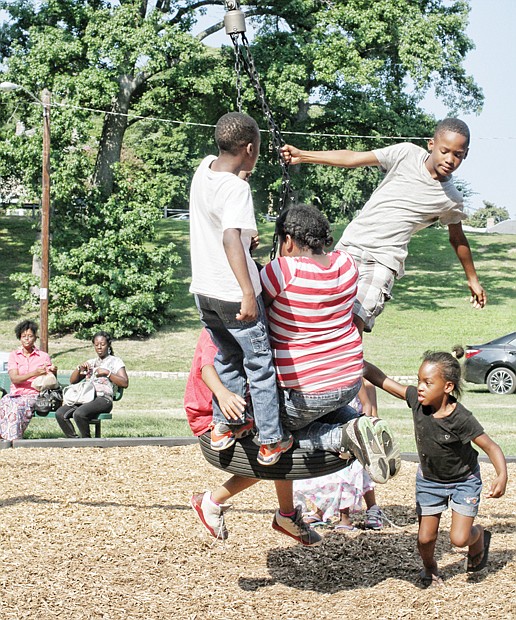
[0,445,514,620]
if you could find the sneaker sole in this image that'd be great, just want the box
[364,523,383,530]
[346,417,390,484]
[190,494,227,540]
[272,519,322,547]
[210,435,236,451]
[371,418,401,478]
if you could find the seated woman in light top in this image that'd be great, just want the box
[55,331,128,438]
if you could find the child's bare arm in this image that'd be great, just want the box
[201,364,247,421]
[473,433,507,498]
[223,228,258,321]
[363,361,408,400]
[448,223,487,309]
[280,144,380,168]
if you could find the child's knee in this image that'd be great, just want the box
[450,524,480,549]
[449,530,470,548]
[418,530,438,547]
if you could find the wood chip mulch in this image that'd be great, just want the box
[0,445,514,619]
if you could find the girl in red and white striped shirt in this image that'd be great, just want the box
[261,204,364,431]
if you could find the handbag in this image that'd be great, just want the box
[33,387,64,415]
[63,380,96,406]
[33,372,59,391]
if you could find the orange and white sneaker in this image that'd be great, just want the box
[210,416,255,451]
[257,434,294,466]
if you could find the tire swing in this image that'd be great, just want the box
[199,431,351,480]
[197,1,353,481]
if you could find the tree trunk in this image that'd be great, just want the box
[93,75,136,198]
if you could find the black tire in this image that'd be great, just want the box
[486,367,516,395]
[198,432,351,480]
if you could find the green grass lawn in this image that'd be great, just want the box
[2,215,515,452]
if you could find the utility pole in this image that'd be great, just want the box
[40,88,51,353]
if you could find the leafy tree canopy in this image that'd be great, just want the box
[465,201,510,228]
[0,0,483,210]
[0,0,484,334]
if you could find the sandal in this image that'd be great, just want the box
[303,514,329,528]
[466,529,491,572]
[333,524,357,532]
[419,570,444,588]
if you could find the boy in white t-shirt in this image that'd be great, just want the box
[281,118,487,336]
[189,112,292,466]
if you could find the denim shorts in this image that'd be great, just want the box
[415,466,482,518]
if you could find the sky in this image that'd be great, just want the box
[198,1,516,219]
[422,1,516,219]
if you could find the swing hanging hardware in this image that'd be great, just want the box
[223,0,246,34]
[224,0,294,259]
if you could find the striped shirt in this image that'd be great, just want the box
[261,250,363,392]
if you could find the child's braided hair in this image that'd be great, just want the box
[275,204,333,253]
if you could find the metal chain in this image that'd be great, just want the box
[230,33,243,113]
[229,32,294,259]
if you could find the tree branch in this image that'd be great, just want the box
[168,0,219,22]
[196,19,225,41]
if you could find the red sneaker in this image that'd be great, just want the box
[210,416,255,451]
[257,435,293,466]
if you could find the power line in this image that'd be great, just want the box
[5,98,516,141]
[53,101,516,141]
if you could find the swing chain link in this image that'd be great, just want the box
[228,31,295,259]
[230,33,243,113]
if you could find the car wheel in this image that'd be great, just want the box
[486,367,516,395]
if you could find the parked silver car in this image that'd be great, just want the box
[464,332,516,395]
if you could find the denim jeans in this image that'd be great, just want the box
[293,406,360,452]
[195,294,283,445]
[279,380,361,431]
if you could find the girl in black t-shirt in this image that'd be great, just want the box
[365,351,507,587]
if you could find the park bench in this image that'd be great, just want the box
[0,372,122,438]
[1,201,40,218]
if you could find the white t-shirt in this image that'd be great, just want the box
[337,142,466,277]
[189,155,261,302]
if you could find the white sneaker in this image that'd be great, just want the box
[190,491,231,540]
[341,416,399,484]
[364,505,385,530]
